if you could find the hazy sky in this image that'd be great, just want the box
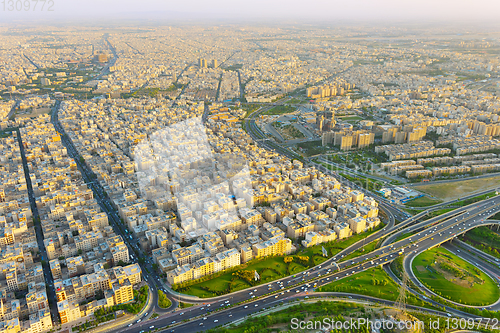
[1,0,500,24]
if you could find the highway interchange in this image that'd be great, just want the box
[111,193,500,333]
[39,101,500,332]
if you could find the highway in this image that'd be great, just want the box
[443,241,500,284]
[401,188,498,211]
[106,196,500,332]
[453,238,500,266]
[380,194,500,247]
[403,201,500,310]
[48,97,500,332]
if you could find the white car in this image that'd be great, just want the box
[214,319,219,323]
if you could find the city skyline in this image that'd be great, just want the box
[1,0,500,24]
[1,6,500,333]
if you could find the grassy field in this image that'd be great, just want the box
[317,267,426,307]
[339,240,378,262]
[453,191,497,207]
[404,196,442,207]
[412,247,500,306]
[414,176,500,201]
[264,105,296,115]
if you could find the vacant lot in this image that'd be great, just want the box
[16,107,51,118]
[405,196,442,207]
[414,176,500,200]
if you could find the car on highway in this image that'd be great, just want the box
[214,319,219,323]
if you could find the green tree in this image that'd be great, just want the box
[158,290,172,308]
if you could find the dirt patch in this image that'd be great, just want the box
[434,257,483,288]
[415,265,427,274]
[16,107,51,118]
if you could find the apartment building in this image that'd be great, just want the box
[252,236,292,258]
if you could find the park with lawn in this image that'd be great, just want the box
[173,255,309,298]
[412,247,500,306]
[173,227,382,298]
